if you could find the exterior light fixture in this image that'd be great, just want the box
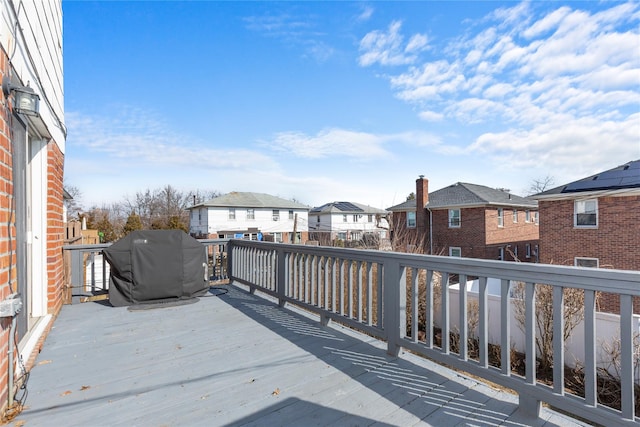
[2,76,40,116]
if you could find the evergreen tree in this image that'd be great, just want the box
[123,212,143,235]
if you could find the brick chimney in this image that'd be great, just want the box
[416,175,429,237]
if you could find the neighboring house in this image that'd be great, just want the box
[308,201,389,246]
[188,192,310,243]
[0,0,66,415]
[388,176,539,261]
[532,159,640,313]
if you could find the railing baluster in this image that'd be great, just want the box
[425,270,434,348]
[584,289,596,407]
[411,267,418,342]
[501,279,511,376]
[459,274,468,360]
[348,260,354,319]
[366,262,373,327]
[377,263,383,328]
[441,272,450,354]
[525,281,536,385]
[339,259,345,316]
[357,261,363,322]
[553,285,565,395]
[477,277,488,368]
[620,294,634,421]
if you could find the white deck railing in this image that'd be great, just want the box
[227,239,640,427]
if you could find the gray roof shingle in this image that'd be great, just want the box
[388,183,537,211]
[191,192,310,210]
[310,201,388,214]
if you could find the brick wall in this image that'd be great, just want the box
[539,196,640,313]
[47,142,65,315]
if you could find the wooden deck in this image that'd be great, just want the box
[15,284,587,427]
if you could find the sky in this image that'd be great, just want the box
[62,1,640,210]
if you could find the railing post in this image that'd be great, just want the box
[384,258,403,357]
[276,247,286,307]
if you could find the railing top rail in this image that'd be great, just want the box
[228,239,640,294]
[62,243,111,251]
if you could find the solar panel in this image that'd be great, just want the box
[564,161,640,192]
[334,202,364,212]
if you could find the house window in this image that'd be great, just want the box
[407,211,416,228]
[343,214,348,222]
[575,257,599,268]
[449,209,461,228]
[228,209,236,220]
[513,209,518,223]
[316,215,320,223]
[368,214,373,223]
[534,211,539,225]
[273,232,283,243]
[525,243,531,258]
[353,215,359,222]
[337,232,347,240]
[575,199,598,227]
[246,209,255,220]
[289,210,294,220]
[497,208,504,227]
[449,247,461,257]
[272,210,280,221]
[525,210,531,222]
[352,231,362,240]
[498,247,504,260]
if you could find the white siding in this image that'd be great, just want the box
[1,0,65,147]
[194,207,308,236]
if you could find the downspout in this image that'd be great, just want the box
[426,206,433,255]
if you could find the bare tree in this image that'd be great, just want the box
[63,183,83,220]
[527,175,555,196]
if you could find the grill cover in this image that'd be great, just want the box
[103,230,208,307]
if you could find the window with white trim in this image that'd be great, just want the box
[525,210,531,222]
[228,209,236,220]
[497,208,504,227]
[449,209,460,228]
[353,214,359,222]
[575,199,597,227]
[343,214,348,222]
[449,247,461,257]
[525,243,531,258]
[575,257,598,268]
[407,211,416,228]
[246,209,255,220]
[513,209,518,223]
[272,209,280,221]
[368,214,373,222]
[289,210,294,220]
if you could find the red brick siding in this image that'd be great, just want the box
[47,143,65,315]
[538,196,640,313]
[427,207,539,261]
[538,197,640,269]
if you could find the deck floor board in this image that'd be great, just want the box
[16,284,587,427]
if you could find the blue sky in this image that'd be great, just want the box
[63,1,640,210]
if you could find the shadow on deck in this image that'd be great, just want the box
[15,284,586,427]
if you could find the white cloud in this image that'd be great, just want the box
[66,108,281,172]
[357,5,374,22]
[358,20,428,67]
[418,110,444,122]
[266,128,444,159]
[267,128,389,159]
[469,113,640,176]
